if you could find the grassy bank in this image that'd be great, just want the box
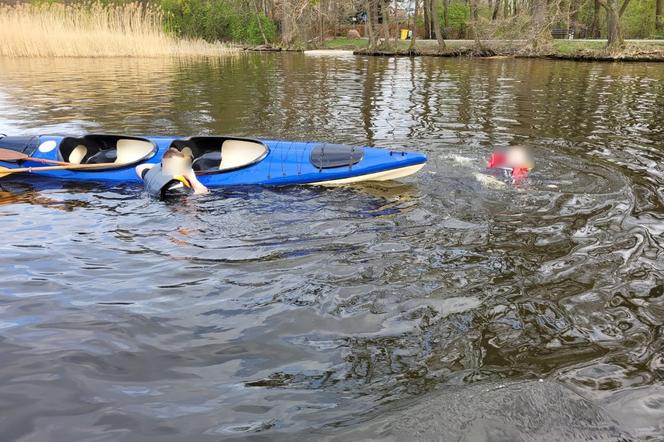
[326,38,664,61]
[530,40,662,61]
[0,2,239,58]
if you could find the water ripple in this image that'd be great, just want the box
[0,55,663,440]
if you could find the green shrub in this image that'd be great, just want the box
[447,2,470,28]
[231,12,277,45]
[160,0,276,44]
[622,0,656,38]
[441,2,470,38]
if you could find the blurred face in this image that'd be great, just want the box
[506,146,533,169]
[161,149,194,176]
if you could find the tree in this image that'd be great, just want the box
[492,0,501,20]
[568,0,581,35]
[409,0,419,52]
[531,0,547,37]
[423,0,432,39]
[380,0,393,49]
[589,0,601,37]
[470,0,478,19]
[365,0,378,50]
[523,0,552,53]
[597,0,631,51]
[657,0,663,30]
[431,0,446,50]
[252,0,269,45]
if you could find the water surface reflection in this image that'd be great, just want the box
[0,54,663,440]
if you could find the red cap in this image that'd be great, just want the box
[487,152,507,168]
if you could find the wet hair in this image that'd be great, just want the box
[162,148,189,160]
[161,148,194,169]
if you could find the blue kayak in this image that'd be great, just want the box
[0,134,427,187]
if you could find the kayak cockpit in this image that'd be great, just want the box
[0,136,40,156]
[309,143,364,169]
[59,134,156,168]
[170,137,268,174]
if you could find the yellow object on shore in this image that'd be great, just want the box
[400,29,410,40]
[0,2,239,58]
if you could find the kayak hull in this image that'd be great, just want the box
[310,163,425,185]
[0,135,427,187]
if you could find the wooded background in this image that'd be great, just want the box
[14,0,664,51]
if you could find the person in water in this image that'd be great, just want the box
[487,145,534,180]
[136,148,208,197]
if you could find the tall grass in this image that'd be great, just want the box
[0,2,239,57]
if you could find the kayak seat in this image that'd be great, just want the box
[114,139,155,165]
[192,151,222,171]
[87,149,117,164]
[80,139,154,165]
[60,135,157,167]
[68,144,88,164]
[218,139,267,171]
[172,137,268,173]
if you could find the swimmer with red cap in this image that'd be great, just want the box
[486,145,534,181]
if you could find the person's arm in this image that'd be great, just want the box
[184,171,209,194]
[135,163,154,179]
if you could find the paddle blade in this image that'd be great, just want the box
[0,148,29,162]
[0,166,15,178]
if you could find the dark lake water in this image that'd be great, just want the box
[0,53,663,441]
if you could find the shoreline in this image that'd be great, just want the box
[243,44,664,62]
[319,38,664,63]
[352,48,664,62]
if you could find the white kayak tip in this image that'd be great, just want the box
[304,50,355,57]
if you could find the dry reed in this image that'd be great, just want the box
[0,2,239,57]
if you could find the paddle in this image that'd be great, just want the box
[0,148,69,166]
[0,162,118,178]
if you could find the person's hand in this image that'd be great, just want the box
[193,185,209,195]
[184,171,209,195]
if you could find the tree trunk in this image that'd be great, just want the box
[332,0,338,37]
[604,0,623,51]
[409,0,419,51]
[492,0,501,20]
[423,0,431,39]
[432,0,446,50]
[443,0,449,27]
[470,0,478,19]
[469,0,481,48]
[319,1,324,45]
[381,0,391,47]
[657,0,663,30]
[528,0,550,52]
[280,1,293,46]
[532,0,546,31]
[394,0,399,45]
[429,0,435,39]
[569,0,580,36]
[600,0,630,51]
[590,0,601,37]
[252,0,269,45]
[365,0,377,50]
